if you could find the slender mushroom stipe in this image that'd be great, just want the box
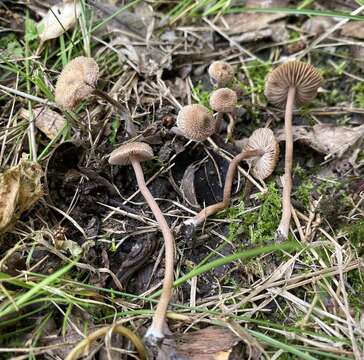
[109,142,175,345]
[210,88,238,141]
[265,61,321,240]
[185,128,279,228]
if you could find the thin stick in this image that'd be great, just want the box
[131,159,175,344]
[64,325,146,360]
[277,86,295,240]
[185,149,263,227]
[226,112,235,142]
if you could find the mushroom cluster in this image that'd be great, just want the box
[51,56,321,348]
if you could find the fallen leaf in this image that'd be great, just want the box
[275,124,364,157]
[37,1,81,42]
[181,163,200,209]
[0,156,43,233]
[218,0,289,35]
[20,107,66,139]
[303,16,336,35]
[158,326,241,360]
[341,21,364,40]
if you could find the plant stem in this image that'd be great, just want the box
[277,86,295,240]
[185,149,264,227]
[65,325,146,360]
[131,159,175,343]
[93,89,136,137]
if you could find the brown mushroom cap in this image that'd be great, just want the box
[208,61,234,86]
[209,88,237,113]
[264,61,321,108]
[55,56,99,110]
[244,128,279,179]
[109,142,154,166]
[177,104,216,141]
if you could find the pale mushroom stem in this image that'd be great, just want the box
[226,112,235,142]
[130,158,174,344]
[277,86,295,240]
[93,89,136,137]
[185,149,264,228]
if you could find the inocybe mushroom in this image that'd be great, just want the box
[109,142,175,346]
[208,61,235,88]
[177,104,216,141]
[210,88,237,141]
[185,128,279,228]
[265,60,321,240]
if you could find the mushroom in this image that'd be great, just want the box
[210,88,237,141]
[265,60,321,240]
[176,104,216,141]
[208,61,235,88]
[109,142,175,345]
[185,128,279,228]
[55,56,124,112]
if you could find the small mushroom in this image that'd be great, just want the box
[55,56,127,111]
[176,104,216,141]
[109,142,175,346]
[185,128,279,228]
[208,61,235,88]
[265,60,321,240]
[210,88,237,142]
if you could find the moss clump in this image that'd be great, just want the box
[192,82,210,108]
[294,178,314,208]
[353,82,364,108]
[226,182,281,245]
[346,219,364,256]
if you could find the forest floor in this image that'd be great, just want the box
[0,1,363,359]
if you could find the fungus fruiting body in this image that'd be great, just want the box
[265,60,321,240]
[55,56,99,110]
[109,142,175,345]
[185,128,279,228]
[210,88,237,141]
[176,104,216,141]
[208,61,234,87]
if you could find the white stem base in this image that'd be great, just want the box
[144,327,165,346]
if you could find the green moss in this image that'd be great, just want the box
[294,178,314,208]
[346,220,364,256]
[353,82,364,107]
[192,82,210,108]
[225,182,281,245]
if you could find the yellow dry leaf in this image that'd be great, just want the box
[0,156,43,233]
[37,1,81,42]
[20,107,66,140]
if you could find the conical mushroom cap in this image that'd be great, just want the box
[177,104,216,141]
[208,61,234,86]
[109,142,154,166]
[265,61,321,108]
[210,88,237,113]
[244,128,279,180]
[55,56,99,110]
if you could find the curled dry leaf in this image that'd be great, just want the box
[20,107,66,140]
[37,0,81,42]
[275,124,364,157]
[217,0,289,35]
[181,163,200,209]
[0,156,43,234]
[158,326,240,360]
[341,21,364,40]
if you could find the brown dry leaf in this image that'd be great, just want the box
[181,163,200,209]
[0,156,43,233]
[218,0,289,35]
[20,107,66,139]
[158,326,240,360]
[37,1,81,42]
[341,21,364,39]
[276,124,364,157]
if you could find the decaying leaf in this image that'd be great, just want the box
[217,0,289,35]
[0,156,43,233]
[181,163,200,209]
[20,107,66,139]
[37,1,81,42]
[158,326,241,360]
[341,21,364,40]
[276,124,364,157]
